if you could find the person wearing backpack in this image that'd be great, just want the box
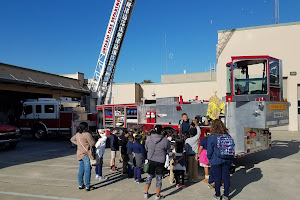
[207,119,235,200]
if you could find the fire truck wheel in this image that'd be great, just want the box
[32,127,47,140]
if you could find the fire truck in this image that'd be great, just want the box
[97,55,289,157]
[19,0,290,160]
[19,98,96,140]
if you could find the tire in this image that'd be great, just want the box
[32,127,47,140]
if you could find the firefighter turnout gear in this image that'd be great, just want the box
[207,95,225,120]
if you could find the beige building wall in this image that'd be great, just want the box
[141,81,217,101]
[105,83,141,104]
[217,22,300,131]
[161,72,216,83]
[108,81,217,104]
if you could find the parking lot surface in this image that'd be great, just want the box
[0,131,299,200]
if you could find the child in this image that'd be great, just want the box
[198,129,211,183]
[172,138,186,188]
[132,134,145,183]
[126,135,134,178]
[95,130,108,181]
[110,128,119,171]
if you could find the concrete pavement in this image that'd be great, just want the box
[0,131,299,200]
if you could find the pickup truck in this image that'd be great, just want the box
[0,124,21,149]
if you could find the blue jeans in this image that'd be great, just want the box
[209,165,215,184]
[128,164,134,178]
[95,157,103,176]
[212,162,231,197]
[134,167,142,182]
[78,155,91,188]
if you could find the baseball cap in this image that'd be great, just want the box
[110,127,117,132]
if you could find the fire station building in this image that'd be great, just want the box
[0,62,89,126]
[107,21,300,131]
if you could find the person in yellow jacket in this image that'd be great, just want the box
[207,95,225,120]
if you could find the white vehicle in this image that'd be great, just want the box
[20,97,96,140]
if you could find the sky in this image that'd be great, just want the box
[0,0,300,83]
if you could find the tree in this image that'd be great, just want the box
[141,80,153,84]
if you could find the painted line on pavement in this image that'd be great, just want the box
[0,161,111,169]
[0,191,80,200]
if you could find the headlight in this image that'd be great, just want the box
[15,129,20,134]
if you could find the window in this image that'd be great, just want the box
[36,105,42,113]
[270,60,279,85]
[226,64,232,94]
[45,105,55,113]
[234,60,267,95]
[23,105,33,115]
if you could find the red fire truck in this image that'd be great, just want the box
[96,96,211,139]
[97,55,289,158]
[19,98,96,140]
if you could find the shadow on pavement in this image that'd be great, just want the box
[230,139,300,198]
[0,133,76,170]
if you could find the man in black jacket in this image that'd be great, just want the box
[110,128,119,171]
[119,130,129,174]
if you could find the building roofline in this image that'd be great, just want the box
[218,21,300,33]
[112,80,216,86]
[0,77,89,93]
[0,62,80,81]
[161,71,216,76]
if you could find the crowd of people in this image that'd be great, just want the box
[70,113,235,200]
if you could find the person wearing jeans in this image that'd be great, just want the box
[70,122,95,191]
[95,131,108,181]
[78,155,92,188]
[212,162,231,197]
[207,119,234,200]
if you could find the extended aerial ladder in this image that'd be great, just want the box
[90,0,136,108]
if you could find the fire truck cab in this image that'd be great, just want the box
[20,98,96,140]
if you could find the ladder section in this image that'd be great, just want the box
[91,0,136,105]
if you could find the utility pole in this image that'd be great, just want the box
[275,0,279,24]
[165,33,168,74]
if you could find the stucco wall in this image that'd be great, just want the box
[217,22,300,131]
[161,72,216,83]
[140,81,218,101]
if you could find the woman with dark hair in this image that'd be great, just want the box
[70,122,96,191]
[144,125,170,200]
[172,138,186,188]
[207,119,235,200]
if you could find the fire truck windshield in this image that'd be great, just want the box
[233,59,268,95]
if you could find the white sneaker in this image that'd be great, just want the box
[95,175,99,179]
[134,179,137,182]
[144,193,149,199]
[99,176,107,181]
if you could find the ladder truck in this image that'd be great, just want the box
[89,1,290,159]
[89,0,136,111]
[19,0,136,139]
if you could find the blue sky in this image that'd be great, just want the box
[0,0,299,83]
